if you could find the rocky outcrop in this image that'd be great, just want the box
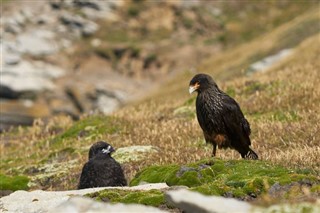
[113,145,159,163]
[2,185,318,213]
[0,0,125,131]
[51,196,167,213]
[247,49,293,75]
[166,189,252,213]
[0,183,168,213]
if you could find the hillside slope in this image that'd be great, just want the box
[0,7,319,196]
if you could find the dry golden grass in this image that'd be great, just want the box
[113,34,320,178]
[1,10,319,191]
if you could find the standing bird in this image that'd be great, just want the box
[189,73,258,159]
[78,141,127,189]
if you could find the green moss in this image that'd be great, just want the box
[130,159,319,199]
[0,174,29,191]
[177,171,201,187]
[86,189,165,207]
[130,165,180,186]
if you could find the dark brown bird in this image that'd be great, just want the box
[189,73,258,159]
[78,141,127,189]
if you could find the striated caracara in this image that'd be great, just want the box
[78,141,127,189]
[189,73,258,160]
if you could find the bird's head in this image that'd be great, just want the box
[189,73,217,94]
[88,141,115,159]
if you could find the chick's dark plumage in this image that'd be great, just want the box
[189,73,258,159]
[78,141,127,189]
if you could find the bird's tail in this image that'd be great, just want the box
[244,148,258,160]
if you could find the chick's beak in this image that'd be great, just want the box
[189,83,199,94]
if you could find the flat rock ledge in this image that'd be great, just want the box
[0,183,169,213]
[166,189,252,213]
[165,189,320,213]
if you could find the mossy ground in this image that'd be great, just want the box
[86,189,165,207]
[85,158,319,209]
[130,159,319,200]
[0,174,29,191]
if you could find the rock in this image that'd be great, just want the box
[96,94,119,114]
[75,0,122,20]
[82,21,99,37]
[257,200,320,213]
[73,0,101,10]
[94,88,128,114]
[247,49,293,74]
[4,19,22,34]
[0,60,65,96]
[51,196,167,213]
[60,13,99,36]
[4,53,21,65]
[0,75,55,96]
[113,145,159,163]
[16,30,58,56]
[165,189,252,213]
[0,183,169,213]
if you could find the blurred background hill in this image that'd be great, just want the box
[1,0,318,132]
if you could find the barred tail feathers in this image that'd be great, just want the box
[245,148,258,160]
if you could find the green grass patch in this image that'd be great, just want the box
[0,174,29,191]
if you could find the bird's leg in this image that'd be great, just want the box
[212,144,217,157]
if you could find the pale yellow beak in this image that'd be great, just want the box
[189,83,199,94]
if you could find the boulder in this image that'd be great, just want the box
[247,49,293,74]
[60,12,99,36]
[165,189,252,213]
[0,183,169,213]
[4,53,21,65]
[51,196,167,213]
[16,30,58,56]
[0,60,65,97]
[113,145,159,163]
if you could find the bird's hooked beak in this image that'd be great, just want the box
[189,82,200,94]
[102,145,115,154]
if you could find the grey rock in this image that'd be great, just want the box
[256,200,320,213]
[82,21,99,36]
[0,60,65,95]
[4,21,22,34]
[248,49,293,74]
[60,13,99,36]
[165,189,252,213]
[16,31,58,56]
[113,145,159,163]
[73,0,102,10]
[0,74,55,94]
[4,53,21,65]
[96,94,120,114]
[51,196,167,213]
[0,183,169,213]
